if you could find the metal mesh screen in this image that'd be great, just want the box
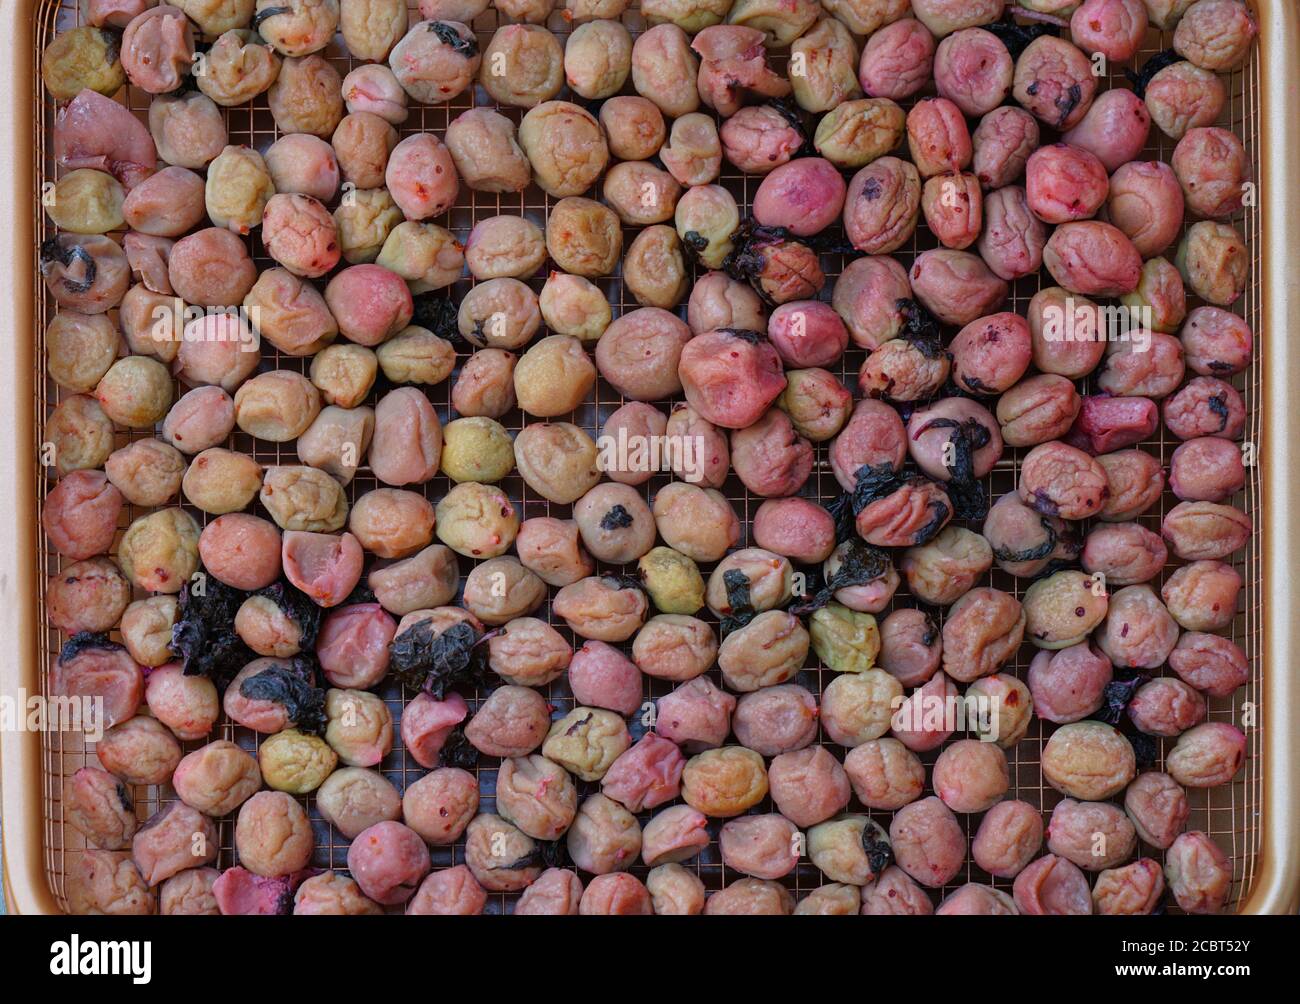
[32,2,1263,912]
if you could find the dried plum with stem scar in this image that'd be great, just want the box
[172,575,252,689]
[389,619,491,698]
[237,656,327,735]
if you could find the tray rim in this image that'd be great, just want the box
[0,0,52,918]
[1,0,1296,916]
[1239,0,1300,916]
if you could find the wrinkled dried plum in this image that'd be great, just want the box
[1127,48,1182,100]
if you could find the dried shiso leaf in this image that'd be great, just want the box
[388,619,490,698]
[256,580,324,651]
[719,567,758,636]
[237,655,327,735]
[791,539,891,616]
[172,576,252,691]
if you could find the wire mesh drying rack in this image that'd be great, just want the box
[7,0,1287,913]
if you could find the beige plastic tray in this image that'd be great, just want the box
[3,0,1299,914]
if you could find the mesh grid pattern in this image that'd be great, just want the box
[32,1,1263,913]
